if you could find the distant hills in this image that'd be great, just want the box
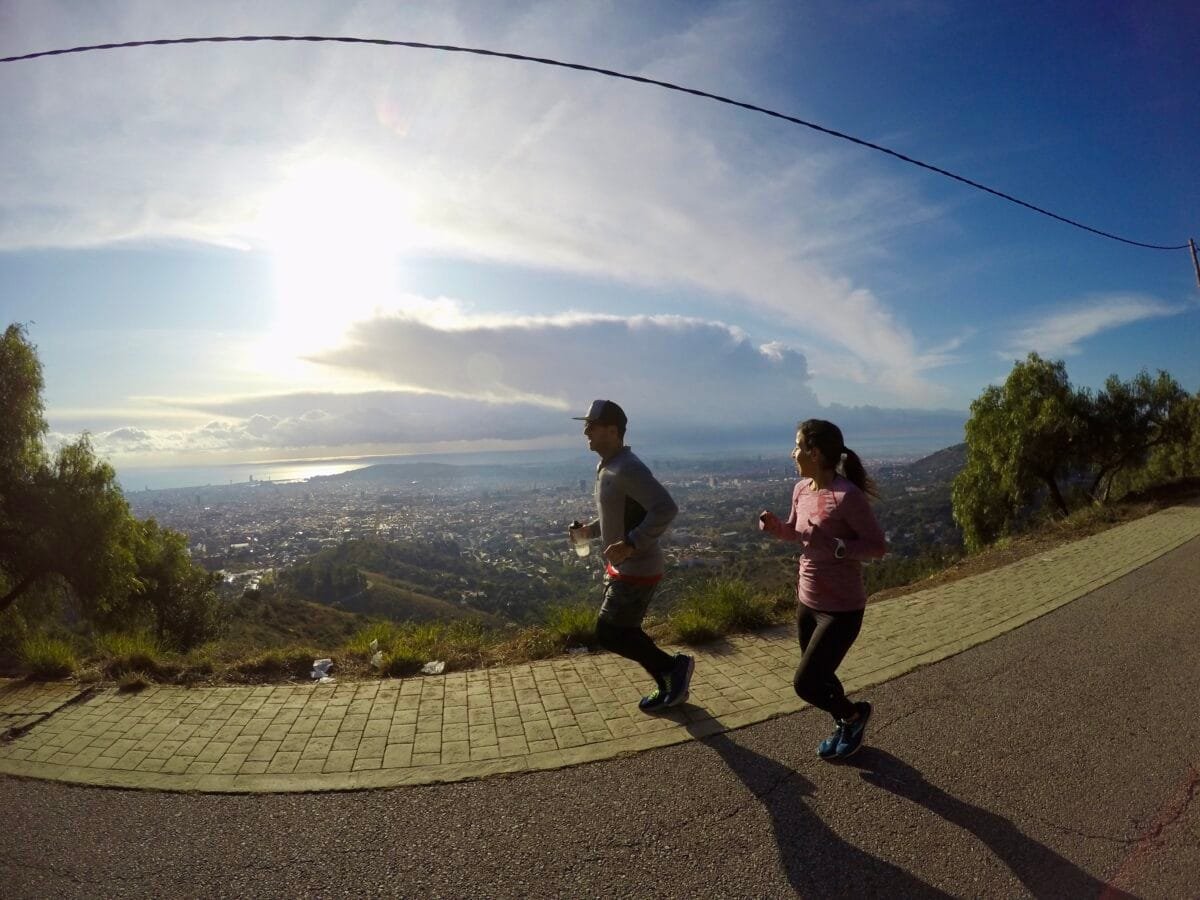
[903,443,967,481]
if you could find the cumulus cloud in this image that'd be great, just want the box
[1003,294,1183,358]
[308,308,818,424]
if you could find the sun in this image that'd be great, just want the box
[255,159,414,357]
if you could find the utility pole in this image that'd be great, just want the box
[1190,238,1200,290]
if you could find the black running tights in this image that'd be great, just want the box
[794,605,864,721]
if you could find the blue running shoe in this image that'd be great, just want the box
[664,654,694,707]
[818,721,844,760]
[834,701,872,758]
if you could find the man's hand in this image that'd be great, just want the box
[603,540,635,565]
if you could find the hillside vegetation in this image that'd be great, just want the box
[4,327,1199,686]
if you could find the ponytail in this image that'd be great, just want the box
[840,447,878,498]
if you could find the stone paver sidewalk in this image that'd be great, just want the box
[3,504,1199,794]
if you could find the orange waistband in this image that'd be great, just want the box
[604,562,663,586]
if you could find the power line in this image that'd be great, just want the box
[1,33,1190,252]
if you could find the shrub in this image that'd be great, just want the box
[118,671,151,692]
[96,631,164,677]
[20,634,77,679]
[670,578,774,645]
[227,645,321,681]
[542,603,596,648]
[346,619,494,677]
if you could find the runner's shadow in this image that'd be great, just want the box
[692,723,951,898]
[845,748,1135,899]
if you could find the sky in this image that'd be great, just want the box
[2,1,1197,479]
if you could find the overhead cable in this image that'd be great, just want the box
[0,34,1190,252]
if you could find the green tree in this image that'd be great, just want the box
[952,353,1087,550]
[1085,371,1191,501]
[129,519,225,649]
[1,324,218,648]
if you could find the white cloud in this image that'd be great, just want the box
[1003,294,1183,358]
[75,310,819,458]
[1,0,954,404]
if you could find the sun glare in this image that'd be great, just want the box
[256,159,414,359]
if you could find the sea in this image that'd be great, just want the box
[115,430,963,493]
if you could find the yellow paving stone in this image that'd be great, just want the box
[112,750,149,770]
[442,723,469,743]
[467,708,494,726]
[383,744,413,768]
[528,738,557,754]
[440,741,470,764]
[468,725,498,747]
[523,720,555,743]
[246,740,282,762]
[388,724,416,744]
[494,717,525,739]
[157,756,191,774]
[332,731,362,752]
[176,736,210,758]
[275,734,307,754]
[311,719,341,738]
[212,753,249,775]
[188,738,229,762]
[417,714,443,733]
[553,726,585,749]
[497,736,529,757]
[353,756,382,771]
[323,750,356,773]
[413,733,441,755]
[546,708,577,728]
[290,716,318,734]
[412,752,441,766]
[518,703,547,721]
[267,751,301,774]
[358,736,387,758]
[470,745,500,761]
[362,719,390,739]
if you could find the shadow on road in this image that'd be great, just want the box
[845,747,1133,899]
[691,722,951,897]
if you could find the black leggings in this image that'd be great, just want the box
[595,620,675,681]
[794,605,864,722]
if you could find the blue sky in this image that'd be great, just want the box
[1,1,1197,473]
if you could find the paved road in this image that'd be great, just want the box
[3,537,1197,898]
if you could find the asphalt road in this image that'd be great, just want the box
[4,537,1198,899]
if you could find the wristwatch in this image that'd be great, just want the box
[834,538,847,559]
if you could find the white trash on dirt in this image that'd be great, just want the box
[420,660,446,675]
[370,651,384,669]
[369,638,379,652]
[311,658,334,680]
[566,646,589,656]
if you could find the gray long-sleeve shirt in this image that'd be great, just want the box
[584,446,677,578]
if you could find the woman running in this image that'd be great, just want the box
[759,419,888,760]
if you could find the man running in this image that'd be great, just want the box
[569,399,693,711]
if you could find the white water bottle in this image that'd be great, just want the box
[569,520,590,558]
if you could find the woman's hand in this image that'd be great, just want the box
[758,510,780,532]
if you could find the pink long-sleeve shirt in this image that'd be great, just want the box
[761,475,888,612]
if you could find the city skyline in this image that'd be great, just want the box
[2,2,1197,479]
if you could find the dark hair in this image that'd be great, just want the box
[797,419,878,498]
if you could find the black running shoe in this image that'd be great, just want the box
[664,654,694,707]
[638,674,671,713]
